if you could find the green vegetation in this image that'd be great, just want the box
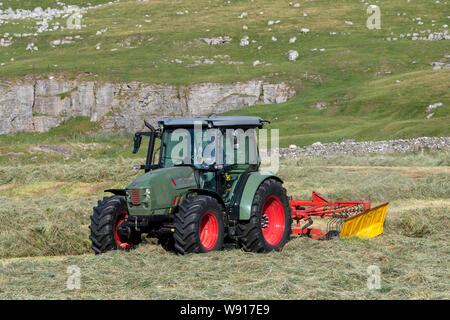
[0,151,449,299]
[57,87,78,100]
[1,0,448,83]
[0,0,448,144]
[227,69,450,146]
[0,0,449,300]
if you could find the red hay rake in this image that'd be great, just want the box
[290,192,387,239]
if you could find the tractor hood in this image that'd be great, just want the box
[125,166,197,215]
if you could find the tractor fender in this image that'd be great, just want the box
[238,173,283,220]
[104,189,126,196]
[187,188,226,208]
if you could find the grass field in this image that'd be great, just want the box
[0,151,448,299]
[0,0,449,144]
[0,0,449,300]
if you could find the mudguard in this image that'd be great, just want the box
[238,172,283,220]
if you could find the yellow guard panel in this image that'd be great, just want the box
[340,203,389,239]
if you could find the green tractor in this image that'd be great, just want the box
[89,116,292,254]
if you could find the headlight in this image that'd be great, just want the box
[145,188,151,200]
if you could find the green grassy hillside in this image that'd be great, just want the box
[0,0,448,145]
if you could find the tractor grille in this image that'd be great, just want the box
[130,189,140,205]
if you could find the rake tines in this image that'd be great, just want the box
[290,192,388,240]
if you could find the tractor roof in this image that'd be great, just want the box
[158,116,267,128]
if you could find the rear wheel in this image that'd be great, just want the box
[89,196,141,254]
[173,195,225,255]
[237,179,292,252]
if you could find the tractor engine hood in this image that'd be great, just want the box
[125,166,197,215]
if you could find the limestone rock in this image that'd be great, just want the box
[311,101,327,110]
[33,116,60,132]
[287,50,299,61]
[263,83,296,104]
[0,78,296,134]
[0,82,34,134]
[278,137,450,159]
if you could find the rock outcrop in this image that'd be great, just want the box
[0,79,295,134]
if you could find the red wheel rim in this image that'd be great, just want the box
[261,196,285,245]
[114,211,131,249]
[199,212,219,250]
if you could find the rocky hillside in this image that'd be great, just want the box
[0,78,294,134]
[0,0,448,144]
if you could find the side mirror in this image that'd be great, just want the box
[133,133,143,154]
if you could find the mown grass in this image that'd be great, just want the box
[1,230,448,299]
[0,118,151,165]
[0,0,449,299]
[0,151,449,299]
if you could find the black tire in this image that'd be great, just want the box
[89,195,141,254]
[174,195,225,255]
[237,179,292,253]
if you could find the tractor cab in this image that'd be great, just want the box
[131,117,267,205]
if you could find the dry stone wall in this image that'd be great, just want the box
[279,137,450,158]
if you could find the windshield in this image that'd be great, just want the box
[160,128,206,168]
[159,127,259,170]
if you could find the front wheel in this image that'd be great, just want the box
[89,196,141,254]
[237,179,292,252]
[173,195,225,255]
